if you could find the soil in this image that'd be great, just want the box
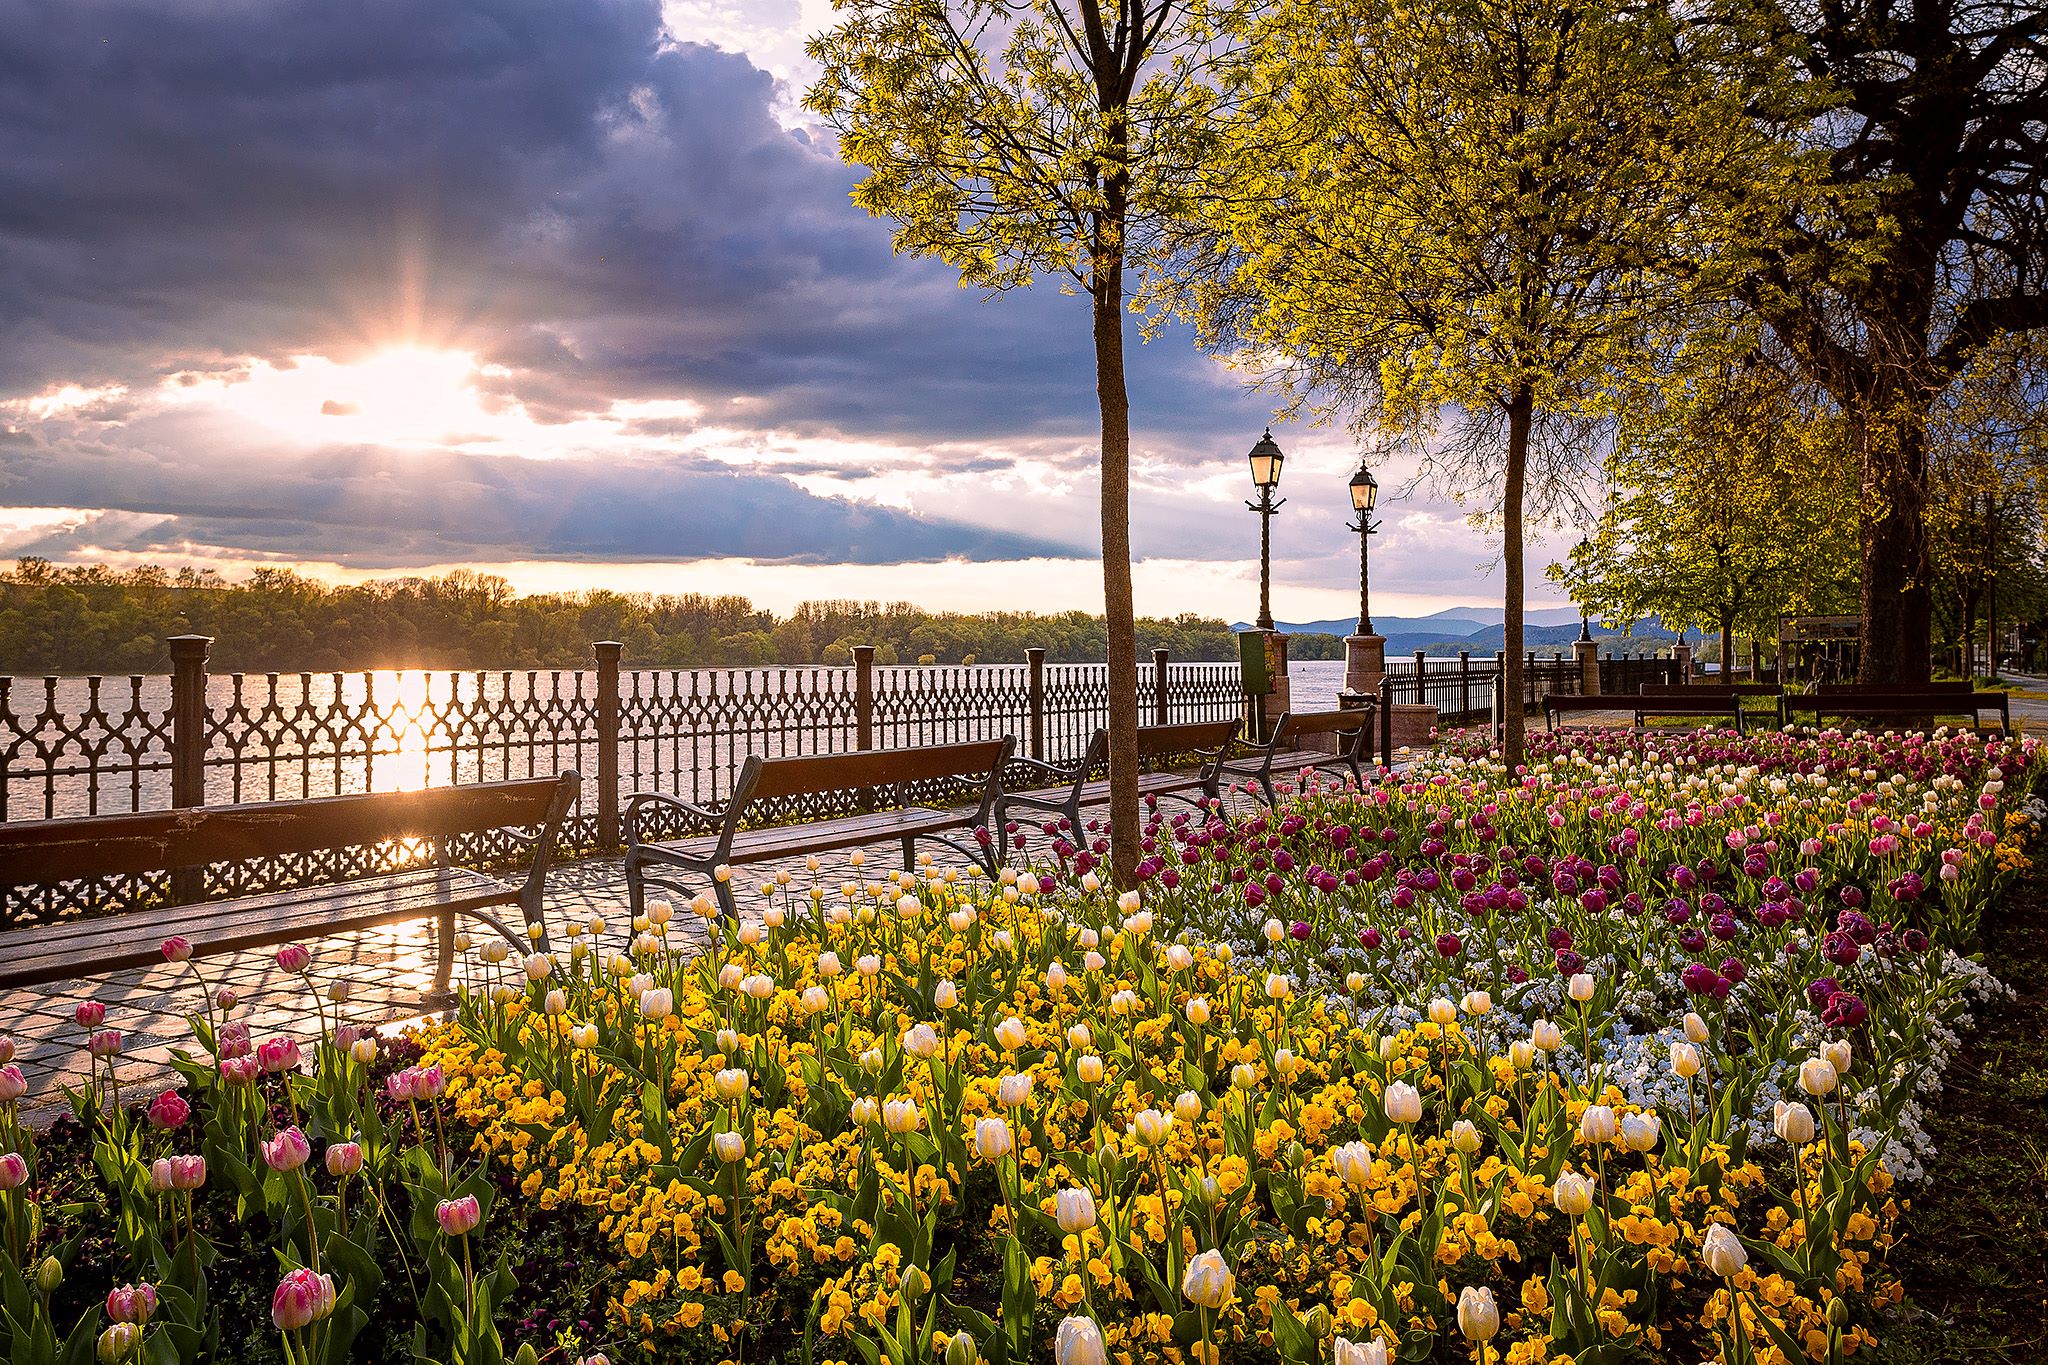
[1878,860,2048,1362]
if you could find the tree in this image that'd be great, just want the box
[1925,333,2048,671]
[1190,0,1804,763]
[807,0,1226,883]
[1560,339,1859,666]
[1737,0,2048,681]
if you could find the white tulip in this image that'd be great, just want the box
[1619,1112,1661,1153]
[1798,1057,1839,1098]
[1578,1104,1618,1144]
[1700,1223,1748,1277]
[1552,1171,1594,1216]
[1054,1316,1106,1365]
[1773,1100,1816,1146]
[881,1098,921,1134]
[1054,1186,1097,1233]
[973,1116,1014,1161]
[902,1023,941,1059]
[1180,1248,1234,1309]
[1456,1286,1499,1342]
[1329,1140,1374,1187]
[1383,1081,1423,1125]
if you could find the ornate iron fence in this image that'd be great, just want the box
[0,636,1250,924]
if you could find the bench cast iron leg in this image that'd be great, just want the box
[427,905,456,1007]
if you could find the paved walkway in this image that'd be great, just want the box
[0,777,1350,1121]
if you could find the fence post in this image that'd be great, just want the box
[854,646,876,751]
[593,641,622,850]
[167,634,211,904]
[1025,648,1046,760]
[1527,651,1538,707]
[1151,648,1170,727]
[1459,650,1471,718]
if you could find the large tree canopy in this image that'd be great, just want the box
[808,0,1229,881]
[1184,0,1807,763]
[1740,0,2048,680]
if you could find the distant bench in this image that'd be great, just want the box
[1217,708,1375,806]
[0,775,578,998]
[1544,692,1745,733]
[626,739,1013,919]
[996,719,1240,856]
[1782,688,2010,733]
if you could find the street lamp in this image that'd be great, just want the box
[1245,429,1286,631]
[1347,461,1380,636]
[1575,535,1594,643]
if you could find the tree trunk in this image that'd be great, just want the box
[1094,258,1141,889]
[1856,399,1933,683]
[1502,388,1531,768]
[1717,611,1734,681]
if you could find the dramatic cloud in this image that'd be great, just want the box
[0,0,1566,612]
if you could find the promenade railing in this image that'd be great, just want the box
[0,637,1244,923]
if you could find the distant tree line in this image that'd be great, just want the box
[0,560,1346,674]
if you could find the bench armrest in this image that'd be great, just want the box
[624,791,730,845]
[1006,753,1089,788]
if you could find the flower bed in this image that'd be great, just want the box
[0,727,2036,1365]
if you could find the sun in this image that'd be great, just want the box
[171,345,501,447]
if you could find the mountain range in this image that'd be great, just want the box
[1229,606,1690,656]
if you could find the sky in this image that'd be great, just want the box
[0,0,1580,622]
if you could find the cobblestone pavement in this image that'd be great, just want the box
[0,780,1330,1121]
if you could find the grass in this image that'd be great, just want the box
[1877,859,2048,1362]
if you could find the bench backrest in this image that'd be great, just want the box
[1278,709,1371,739]
[744,740,1012,802]
[1134,719,1242,758]
[1640,683,1779,697]
[1787,691,2003,708]
[1818,681,1972,694]
[0,775,577,885]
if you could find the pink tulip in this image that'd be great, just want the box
[256,1037,301,1074]
[271,1268,336,1331]
[215,987,240,1012]
[167,1154,206,1191]
[146,1089,190,1130]
[275,944,312,974]
[149,1158,175,1194]
[216,1021,252,1059]
[435,1194,480,1236]
[261,1127,311,1173]
[0,1034,15,1064]
[324,1142,363,1178]
[72,1001,106,1028]
[160,937,193,964]
[0,1152,28,1190]
[412,1064,446,1100]
[87,1030,122,1058]
[105,1283,157,1325]
[218,1056,260,1086]
[0,1064,26,1103]
[384,1069,417,1103]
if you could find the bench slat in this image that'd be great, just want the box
[0,867,514,992]
[745,741,1010,802]
[0,778,570,884]
[646,806,972,864]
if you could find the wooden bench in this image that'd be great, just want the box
[1782,689,2010,733]
[1639,683,1782,698]
[0,775,578,998]
[625,738,1013,919]
[1216,708,1375,807]
[995,719,1241,858]
[1544,692,1745,732]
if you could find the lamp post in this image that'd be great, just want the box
[1348,461,1380,636]
[1245,429,1286,631]
[1575,536,1594,644]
